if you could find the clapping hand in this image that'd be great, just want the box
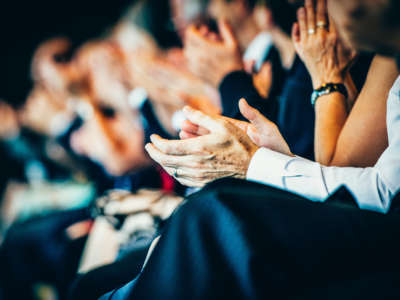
[145,99,292,188]
[184,19,243,87]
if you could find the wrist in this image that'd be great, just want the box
[243,145,260,176]
[312,74,344,90]
[311,83,348,107]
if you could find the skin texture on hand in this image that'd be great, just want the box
[145,106,259,188]
[180,98,292,156]
[184,19,243,87]
[292,0,357,89]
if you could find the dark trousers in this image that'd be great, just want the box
[0,208,90,300]
[110,179,400,299]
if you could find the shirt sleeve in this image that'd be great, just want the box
[246,148,329,202]
[247,148,398,213]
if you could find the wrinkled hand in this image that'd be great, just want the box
[184,19,243,87]
[145,106,259,187]
[180,98,292,156]
[292,0,357,89]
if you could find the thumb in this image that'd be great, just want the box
[218,19,237,47]
[239,98,270,130]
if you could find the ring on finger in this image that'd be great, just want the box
[308,28,316,35]
[316,21,327,29]
[173,168,179,178]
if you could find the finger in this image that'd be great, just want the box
[173,176,205,188]
[218,19,237,47]
[145,143,200,167]
[316,0,327,27]
[291,22,301,43]
[165,167,205,181]
[297,7,308,41]
[246,125,261,146]
[328,16,337,35]
[182,106,223,132]
[179,130,199,140]
[181,119,210,136]
[238,98,272,130]
[150,134,214,155]
[305,0,316,32]
[221,116,249,132]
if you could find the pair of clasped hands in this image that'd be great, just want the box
[145,97,291,187]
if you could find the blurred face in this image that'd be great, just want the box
[328,0,400,55]
[32,38,81,95]
[75,41,132,110]
[70,109,149,176]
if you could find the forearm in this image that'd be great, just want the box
[321,56,397,167]
[314,92,348,166]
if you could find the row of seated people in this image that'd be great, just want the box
[1,0,400,298]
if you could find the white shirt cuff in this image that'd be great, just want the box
[247,148,329,201]
[247,147,292,189]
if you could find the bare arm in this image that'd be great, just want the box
[322,55,398,167]
[293,0,399,167]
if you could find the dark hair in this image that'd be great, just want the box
[385,0,400,27]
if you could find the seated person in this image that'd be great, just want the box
[102,0,400,298]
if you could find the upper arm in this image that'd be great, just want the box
[330,55,399,167]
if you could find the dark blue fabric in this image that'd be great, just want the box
[218,47,283,124]
[276,57,314,160]
[219,56,314,160]
[0,208,91,300]
[100,179,400,299]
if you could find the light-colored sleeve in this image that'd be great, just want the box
[247,148,330,201]
[246,147,399,213]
